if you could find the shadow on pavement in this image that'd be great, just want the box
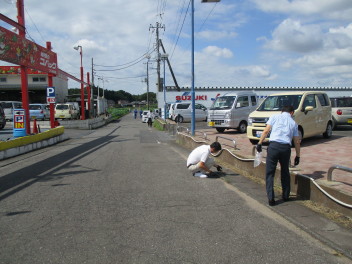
[0,125,129,202]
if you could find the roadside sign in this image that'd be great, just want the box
[47,97,56,103]
[47,87,56,103]
[47,87,55,97]
[13,109,26,137]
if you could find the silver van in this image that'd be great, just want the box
[0,101,22,121]
[207,91,258,133]
[172,103,208,123]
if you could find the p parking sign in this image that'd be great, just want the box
[47,86,56,103]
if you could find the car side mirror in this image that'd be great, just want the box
[236,102,241,108]
[303,106,313,114]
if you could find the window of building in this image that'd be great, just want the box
[32,77,46,82]
[0,77,6,82]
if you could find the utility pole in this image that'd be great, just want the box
[149,22,164,92]
[91,57,94,117]
[143,56,152,110]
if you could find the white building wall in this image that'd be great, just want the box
[157,88,352,109]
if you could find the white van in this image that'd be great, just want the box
[247,91,333,144]
[0,101,22,121]
[207,91,258,133]
[172,103,207,123]
[55,103,79,120]
[66,102,80,119]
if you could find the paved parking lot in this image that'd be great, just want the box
[187,123,352,197]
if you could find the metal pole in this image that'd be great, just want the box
[47,41,55,128]
[147,59,150,110]
[79,46,85,120]
[163,58,166,121]
[91,57,94,117]
[17,0,30,134]
[191,0,195,136]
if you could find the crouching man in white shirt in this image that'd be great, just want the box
[186,142,222,178]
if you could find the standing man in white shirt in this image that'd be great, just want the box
[256,105,301,206]
[187,142,222,178]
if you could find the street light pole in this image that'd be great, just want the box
[191,0,195,136]
[161,53,168,121]
[191,0,221,136]
[74,45,85,120]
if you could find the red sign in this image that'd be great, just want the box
[0,66,45,75]
[0,26,58,75]
[47,97,56,103]
[176,95,208,101]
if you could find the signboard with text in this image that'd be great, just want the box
[0,26,58,75]
[13,109,26,137]
[46,87,56,103]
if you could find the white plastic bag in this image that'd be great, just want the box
[254,151,263,167]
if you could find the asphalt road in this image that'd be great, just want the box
[0,115,351,263]
[1,120,351,141]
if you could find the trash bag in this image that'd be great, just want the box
[254,151,263,167]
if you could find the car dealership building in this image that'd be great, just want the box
[157,86,352,109]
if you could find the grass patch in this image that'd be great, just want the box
[108,108,130,120]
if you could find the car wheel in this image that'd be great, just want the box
[323,122,333,138]
[249,139,258,145]
[176,115,184,123]
[238,121,247,133]
[216,127,225,133]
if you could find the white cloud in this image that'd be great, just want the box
[263,19,323,53]
[197,30,237,40]
[251,0,352,20]
[202,46,233,58]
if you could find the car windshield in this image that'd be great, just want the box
[1,102,15,108]
[332,97,352,107]
[56,105,69,110]
[29,105,42,110]
[257,95,302,111]
[210,96,236,110]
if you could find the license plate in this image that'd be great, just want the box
[60,115,65,118]
[208,121,215,126]
[348,119,352,124]
[31,116,36,119]
[256,131,263,138]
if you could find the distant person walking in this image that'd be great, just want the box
[256,105,301,206]
[134,109,138,119]
[187,142,222,178]
[140,109,143,118]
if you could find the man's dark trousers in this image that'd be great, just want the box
[265,141,291,201]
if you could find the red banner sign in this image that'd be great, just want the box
[0,26,58,75]
[0,66,45,75]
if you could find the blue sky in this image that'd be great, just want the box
[1,0,352,94]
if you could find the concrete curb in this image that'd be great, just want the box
[58,116,114,129]
[0,126,68,160]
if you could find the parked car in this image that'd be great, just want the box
[142,110,151,123]
[55,103,79,120]
[0,101,22,121]
[247,91,333,144]
[29,104,50,120]
[0,104,6,129]
[207,91,258,133]
[172,103,208,123]
[66,102,80,119]
[329,96,352,129]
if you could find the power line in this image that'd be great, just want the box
[24,7,46,44]
[94,47,155,68]
[198,2,219,31]
[170,0,191,60]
